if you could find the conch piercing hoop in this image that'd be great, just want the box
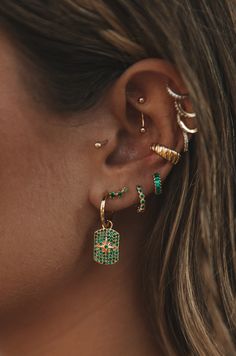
[138,97,147,134]
[150,144,181,165]
[93,195,120,265]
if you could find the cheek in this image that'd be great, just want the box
[0,113,95,314]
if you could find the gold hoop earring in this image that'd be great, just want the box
[177,113,198,134]
[136,185,146,213]
[174,100,197,119]
[93,195,120,265]
[150,144,181,165]
[166,84,198,152]
[166,82,188,100]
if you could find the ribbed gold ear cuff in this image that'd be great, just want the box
[150,144,181,165]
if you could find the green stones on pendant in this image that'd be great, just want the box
[136,185,146,213]
[108,186,129,199]
[153,172,162,195]
[93,227,120,265]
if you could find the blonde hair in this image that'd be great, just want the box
[0,1,236,354]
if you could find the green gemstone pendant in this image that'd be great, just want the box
[93,227,120,265]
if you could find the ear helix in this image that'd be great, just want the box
[92,82,198,266]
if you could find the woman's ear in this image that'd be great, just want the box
[88,58,196,212]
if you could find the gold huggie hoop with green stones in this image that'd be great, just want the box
[136,185,146,213]
[93,194,120,265]
[108,187,129,199]
[153,173,162,195]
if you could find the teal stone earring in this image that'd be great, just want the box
[93,194,120,265]
[153,173,162,195]
[108,186,129,199]
[136,185,146,213]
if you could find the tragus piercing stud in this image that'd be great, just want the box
[94,139,109,149]
[138,97,145,104]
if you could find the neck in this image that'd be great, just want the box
[0,207,158,356]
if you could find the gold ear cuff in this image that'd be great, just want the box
[150,144,181,165]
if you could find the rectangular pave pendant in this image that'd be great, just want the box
[93,227,120,265]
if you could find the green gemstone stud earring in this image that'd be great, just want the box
[108,187,129,199]
[136,185,146,213]
[153,173,162,195]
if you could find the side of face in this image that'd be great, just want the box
[0,33,100,314]
[0,29,191,317]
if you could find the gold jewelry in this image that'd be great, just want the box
[166,85,198,152]
[140,112,146,134]
[94,139,108,149]
[153,173,162,195]
[138,97,145,104]
[136,185,146,213]
[150,144,181,165]
[174,100,197,119]
[93,194,120,265]
[166,83,188,100]
[177,113,198,134]
[137,97,147,134]
[108,187,129,199]
[183,132,189,152]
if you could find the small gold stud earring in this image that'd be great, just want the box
[137,97,146,134]
[94,139,108,149]
[138,97,145,104]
